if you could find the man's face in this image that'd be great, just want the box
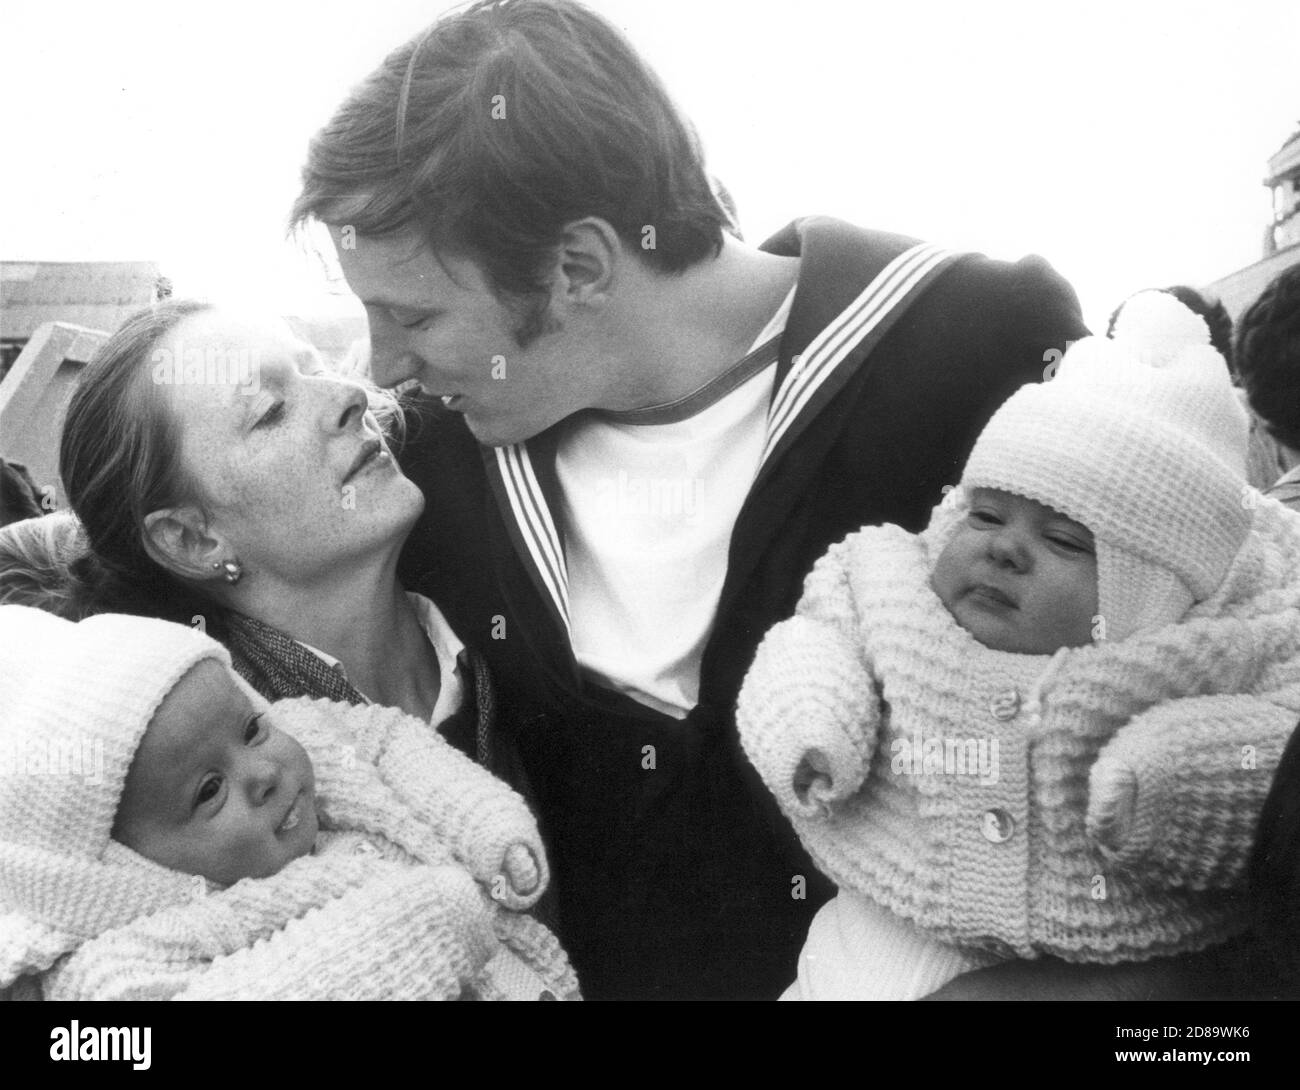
[331,226,592,446]
[929,488,1098,654]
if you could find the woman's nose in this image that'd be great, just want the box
[319,377,368,431]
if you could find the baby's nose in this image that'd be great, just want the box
[244,756,282,802]
[987,529,1029,568]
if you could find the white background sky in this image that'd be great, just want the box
[2,0,1297,330]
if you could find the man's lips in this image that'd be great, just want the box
[966,583,1018,609]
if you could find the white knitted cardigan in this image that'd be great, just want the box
[31,697,580,1001]
[737,495,1300,963]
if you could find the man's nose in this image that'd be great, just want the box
[366,311,421,389]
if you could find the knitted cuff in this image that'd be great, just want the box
[273,697,549,910]
[377,719,548,910]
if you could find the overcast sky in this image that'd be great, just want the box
[2,0,1297,330]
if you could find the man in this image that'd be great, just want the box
[292,0,1086,999]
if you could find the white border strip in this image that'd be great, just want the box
[495,444,571,631]
[762,243,953,466]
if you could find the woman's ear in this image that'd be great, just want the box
[142,507,225,583]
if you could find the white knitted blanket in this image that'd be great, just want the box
[25,697,579,1000]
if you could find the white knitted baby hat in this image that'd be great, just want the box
[957,291,1252,642]
[0,604,231,984]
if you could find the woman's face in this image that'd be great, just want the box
[154,308,423,586]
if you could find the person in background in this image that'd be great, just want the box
[1235,263,1300,512]
[1107,284,1283,491]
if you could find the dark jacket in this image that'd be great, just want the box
[395,217,1088,999]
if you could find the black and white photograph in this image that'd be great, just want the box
[1,0,1297,1058]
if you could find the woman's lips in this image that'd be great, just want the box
[343,440,391,483]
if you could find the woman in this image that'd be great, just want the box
[56,299,494,769]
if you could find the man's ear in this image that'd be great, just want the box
[554,217,620,306]
[142,507,226,583]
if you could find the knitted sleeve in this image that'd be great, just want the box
[46,857,496,1001]
[737,531,882,821]
[1087,693,1298,888]
[275,697,549,911]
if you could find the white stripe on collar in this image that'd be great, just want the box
[761,242,953,467]
[495,443,572,635]
[492,242,955,634]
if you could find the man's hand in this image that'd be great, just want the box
[918,948,1235,1001]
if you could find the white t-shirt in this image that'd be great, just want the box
[296,591,466,727]
[555,290,794,718]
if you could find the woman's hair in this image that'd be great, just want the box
[291,0,730,343]
[58,299,226,631]
[58,299,403,634]
[0,512,90,619]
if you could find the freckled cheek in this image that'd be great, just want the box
[227,453,334,519]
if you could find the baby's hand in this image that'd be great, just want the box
[1086,763,1138,857]
[502,842,540,898]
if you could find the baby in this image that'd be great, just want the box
[738,292,1300,1000]
[0,604,578,1001]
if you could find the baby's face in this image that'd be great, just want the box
[929,488,1098,654]
[113,659,318,886]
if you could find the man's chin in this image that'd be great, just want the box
[461,410,540,449]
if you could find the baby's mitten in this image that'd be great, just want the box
[738,613,880,821]
[1087,693,1295,888]
[273,697,549,911]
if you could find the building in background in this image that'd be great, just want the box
[1208,126,1300,319]
[0,261,163,383]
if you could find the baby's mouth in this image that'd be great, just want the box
[277,791,305,834]
[968,583,1018,609]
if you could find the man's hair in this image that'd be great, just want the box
[291,0,729,309]
[1235,263,1300,452]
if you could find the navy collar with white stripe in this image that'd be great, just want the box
[482,218,966,642]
